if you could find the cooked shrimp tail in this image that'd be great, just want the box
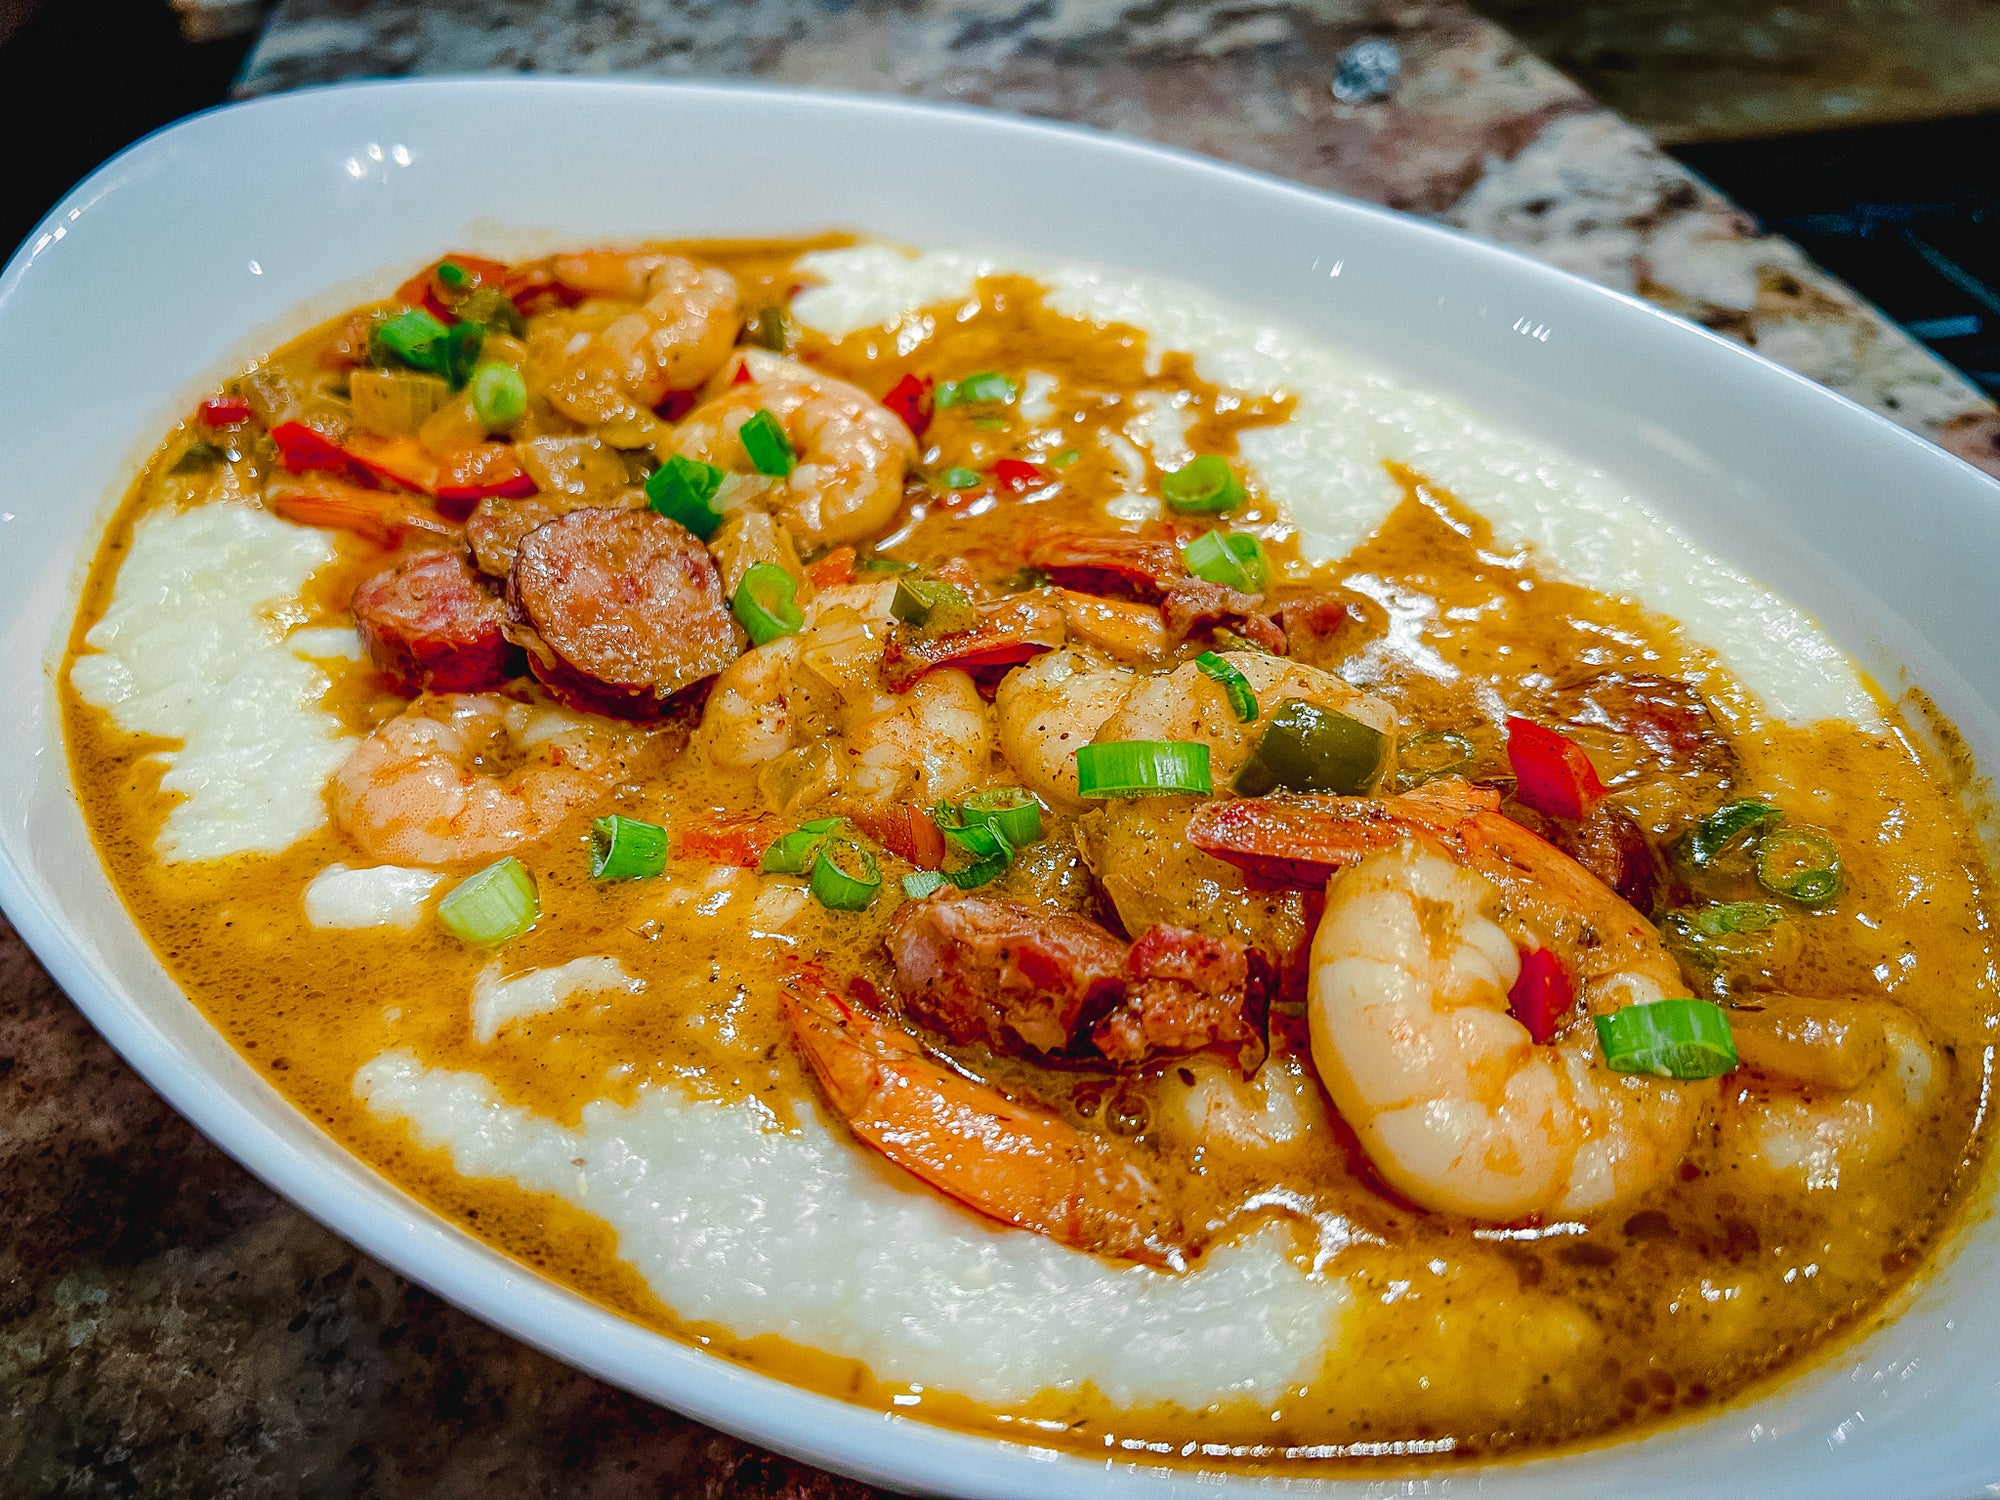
[780,967,1187,1270]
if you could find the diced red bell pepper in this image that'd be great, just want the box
[806,546,857,590]
[674,813,786,869]
[1508,946,1573,1045]
[432,444,538,517]
[269,420,353,474]
[882,372,935,439]
[850,804,947,871]
[991,457,1046,493]
[653,389,700,422]
[394,253,514,323]
[1505,716,1607,821]
[199,395,252,428]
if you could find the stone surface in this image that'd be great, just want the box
[9,2,1999,1497]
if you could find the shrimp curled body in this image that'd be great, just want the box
[1191,779,1710,1221]
[675,352,917,547]
[544,251,742,421]
[330,694,621,867]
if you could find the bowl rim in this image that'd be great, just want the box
[7,73,2000,1500]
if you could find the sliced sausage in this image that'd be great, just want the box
[466,493,571,578]
[351,548,519,695]
[504,506,737,718]
[887,891,1127,1056]
[1160,578,1286,654]
[1547,670,1738,788]
[1094,925,1272,1074]
[1024,527,1185,599]
[879,594,1066,696]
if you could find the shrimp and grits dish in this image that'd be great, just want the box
[62,235,2000,1469]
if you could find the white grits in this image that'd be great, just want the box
[355,1049,1349,1408]
[69,502,356,860]
[303,862,444,930]
[470,956,643,1045]
[792,245,1877,727]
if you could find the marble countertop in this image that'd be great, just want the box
[9,3,1998,1496]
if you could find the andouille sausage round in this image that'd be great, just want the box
[504,506,738,718]
[351,548,520,695]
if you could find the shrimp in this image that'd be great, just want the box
[674,351,917,547]
[330,694,624,866]
[781,967,1184,1268]
[541,250,741,422]
[1189,780,1710,1220]
[1720,997,1946,1193]
[700,580,993,811]
[1094,651,1399,791]
[993,647,1136,812]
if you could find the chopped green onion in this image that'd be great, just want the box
[936,370,1016,408]
[1052,448,1081,468]
[970,417,1007,431]
[1692,901,1784,936]
[810,839,881,910]
[443,320,485,389]
[1392,729,1478,792]
[936,466,982,491]
[1595,999,1739,1079]
[454,286,526,338]
[902,870,949,899]
[942,853,1009,889]
[934,803,1013,861]
[1233,699,1385,797]
[732,561,805,646]
[171,440,226,473]
[1077,740,1213,798]
[589,815,668,881]
[469,361,527,430]
[646,454,728,540]
[1755,826,1845,907]
[1180,530,1269,592]
[744,304,790,352]
[436,260,470,289]
[437,856,539,945]
[856,553,919,574]
[1162,454,1246,514]
[739,408,795,477]
[1687,799,1782,867]
[372,309,451,376]
[960,787,1042,848]
[891,576,978,635]
[760,817,844,875]
[1195,652,1258,722]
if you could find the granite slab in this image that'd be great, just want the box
[8,2,1999,1496]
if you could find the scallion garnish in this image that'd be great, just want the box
[732,562,805,646]
[1686,799,1782,867]
[1391,729,1478,792]
[436,260,470,289]
[469,361,527,430]
[959,787,1042,848]
[1233,699,1384,797]
[589,815,668,881]
[810,839,882,910]
[1162,454,1246,514]
[1076,740,1213,798]
[1692,901,1784,936]
[890,576,977,635]
[936,466,982,491]
[739,408,795,477]
[372,309,451,376]
[936,370,1016,408]
[1052,448,1081,468]
[646,454,728,540]
[902,869,949,899]
[1194,651,1259,722]
[1180,530,1270,592]
[1594,999,1739,1079]
[1755,826,1845,907]
[443,320,485,389]
[437,856,539,945]
[760,817,844,875]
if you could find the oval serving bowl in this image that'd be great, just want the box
[3,78,2000,1499]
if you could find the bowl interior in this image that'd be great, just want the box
[4,78,2000,1497]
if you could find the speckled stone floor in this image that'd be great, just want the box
[8,2,2000,1496]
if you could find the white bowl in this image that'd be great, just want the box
[4,77,1999,1498]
